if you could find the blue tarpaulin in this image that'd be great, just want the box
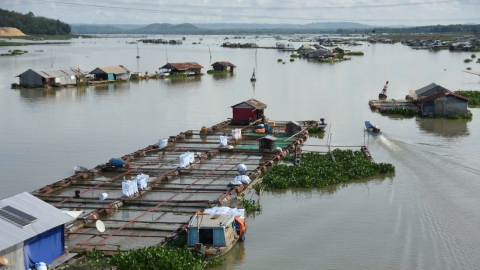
[23,225,65,269]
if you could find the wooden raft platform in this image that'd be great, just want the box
[34,119,318,266]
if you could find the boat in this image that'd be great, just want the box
[360,146,374,162]
[187,209,246,259]
[317,118,328,132]
[365,121,382,136]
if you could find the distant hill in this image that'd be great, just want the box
[195,22,373,29]
[71,23,198,34]
[0,8,71,35]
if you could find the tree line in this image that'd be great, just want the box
[0,8,71,35]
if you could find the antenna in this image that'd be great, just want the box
[50,49,57,68]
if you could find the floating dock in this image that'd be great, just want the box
[369,99,417,111]
[33,119,317,266]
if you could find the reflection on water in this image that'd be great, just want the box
[19,87,88,101]
[416,118,470,137]
[210,242,246,270]
[164,75,202,86]
[212,73,235,81]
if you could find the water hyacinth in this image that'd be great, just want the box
[262,149,395,189]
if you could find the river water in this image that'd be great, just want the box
[1,36,479,269]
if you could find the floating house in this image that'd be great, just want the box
[211,62,236,72]
[419,89,469,116]
[231,98,267,124]
[305,46,331,58]
[89,65,131,81]
[258,135,277,151]
[159,62,203,75]
[414,83,450,99]
[0,192,74,270]
[15,67,87,88]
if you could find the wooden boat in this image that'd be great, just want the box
[187,212,246,259]
[365,121,382,136]
[360,146,374,162]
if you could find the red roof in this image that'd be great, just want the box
[212,61,236,67]
[419,89,469,103]
[160,62,203,70]
[231,98,267,109]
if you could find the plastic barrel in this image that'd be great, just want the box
[35,262,47,270]
[109,158,124,167]
[264,123,270,130]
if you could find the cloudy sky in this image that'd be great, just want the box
[2,0,479,26]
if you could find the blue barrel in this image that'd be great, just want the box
[264,123,270,130]
[109,158,124,167]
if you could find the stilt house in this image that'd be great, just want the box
[211,62,236,72]
[159,62,203,75]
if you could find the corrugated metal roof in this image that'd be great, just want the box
[211,61,236,67]
[419,89,469,103]
[16,67,87,78]
[231,98,267,109]
[90,65,131,74]
[160,62,204,70]
[0,192,74,251]
[414,83,438,95]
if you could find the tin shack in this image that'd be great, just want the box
[419,90,469,116]
[89,65,131,81]
[211,62,236,72]
[159,62,203,76]
[15,67,87,88]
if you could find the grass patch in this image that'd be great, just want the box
[207,69,230,74]
[262,149,395,189]
[385,107,419,116]
[464,59,472,63]
[0,49,27,56]
[455,90,480,105]
[345,51,364,56]
[290,53,299,58]
[277,59,282,62]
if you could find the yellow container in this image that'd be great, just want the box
[268,121,276,127]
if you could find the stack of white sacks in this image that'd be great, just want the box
[158,138,168,148]
[231,129,242,140]
[121,173,150,197]
[135,173,149,190]
[177,152,195,168]
[228,175,251,186]
[121,180,138,197]
[203,206,245,219]
[219,136,228,147]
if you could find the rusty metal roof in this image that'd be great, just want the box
[160,62,203,70]
[419,89,469,103]
[231,98,267,109]
[211,61,236,67]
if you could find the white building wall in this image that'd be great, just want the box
[0,243,25,270]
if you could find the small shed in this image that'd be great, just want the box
[285,121,302,135]
[231,98,267,124]
[0,192,74,270]
[419,90,469,116]
[159,62,203,75]
[211,62,236,72]
[89,65,131,81]
[258,135,277,151]
[16,67,87,88]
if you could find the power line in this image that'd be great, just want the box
[4,0,480,22]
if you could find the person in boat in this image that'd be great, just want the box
[381,81,388,95]
[251,69,256,79]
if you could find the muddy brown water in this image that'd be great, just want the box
[1,36,479,269]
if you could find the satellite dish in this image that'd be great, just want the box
[0,255,8,265]
[96,220,106,233]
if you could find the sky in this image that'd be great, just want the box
[1,0,480,26]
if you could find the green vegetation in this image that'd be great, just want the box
[76,245,222,270]
[308,126,326,133]
[192,42,198,44]
[290,58,294,62]
[455,90,480,105]
[282,62,286,64]
[277,59,282,62]
[385,107,419,116]
[0,8,71,35]
[446,113,472,119]
[345,51,364,56]
[240,199,262,214]
[290,53,299,58]
[464,59,472,63]
[472,54,476,59]
[262,150,395,189]
[0,49,27,56]
[207,69,230,74]
[467,67,472,70]
[477,58,480,63]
